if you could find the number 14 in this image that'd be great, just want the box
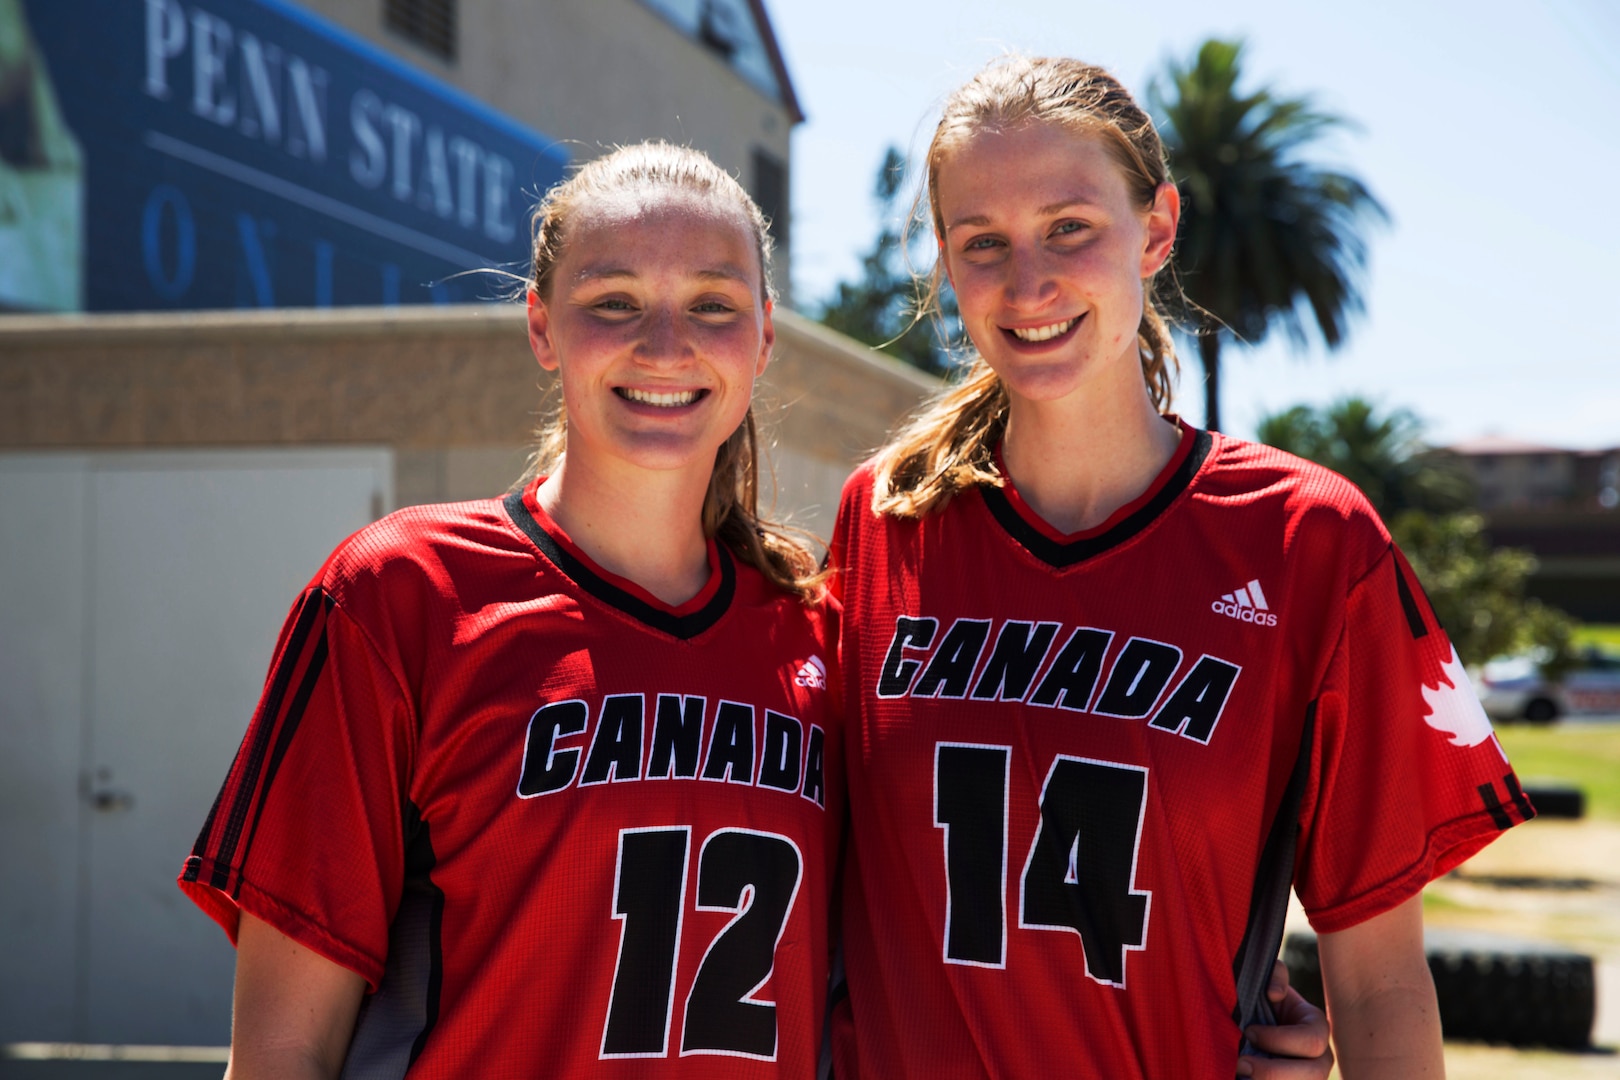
[934,743,1151,986]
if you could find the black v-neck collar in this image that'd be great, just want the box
[503,491,736,640]
[979,429,1213,569]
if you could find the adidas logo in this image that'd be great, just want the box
[793,655,828,690]
[1211,579,1278,626]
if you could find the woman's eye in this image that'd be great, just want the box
[964,235,1001,252]
[1052,221,1086,237]
[594,298,636,313]
[693,300,735,315]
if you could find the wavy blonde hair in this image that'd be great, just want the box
[873,56,1181,517]
[523,142,822,599]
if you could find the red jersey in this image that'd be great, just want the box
[829,424,1529,1080]
[181,479,842,1078]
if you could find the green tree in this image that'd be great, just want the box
[1152,39,1387,432]
[1391,513,1576,674]
[818,147,958,376]
[1255,398,1470,517]
[1259,397,1576,669]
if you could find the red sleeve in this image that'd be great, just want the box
[1294,543,1531,934]
[826,462,873,605]
[178,586,414,989]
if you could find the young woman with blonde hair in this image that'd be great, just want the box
[829,56,1528,1079]
[180,142,841,1079]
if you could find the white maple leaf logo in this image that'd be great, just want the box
[1420,644,1498,751]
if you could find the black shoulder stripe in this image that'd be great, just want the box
[187,775,230,872]
[503,491,735,640]
[208,590,332,889]
[1391,548,1429,640]
[1230,702,1317,1041]
[981,429,1212,568]
[233,611,335,898]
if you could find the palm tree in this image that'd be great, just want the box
[1256,397,1472,518]
[819,147,960,376]
[1151,39,1388,432]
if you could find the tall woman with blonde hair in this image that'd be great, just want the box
[830,56,1528,1079]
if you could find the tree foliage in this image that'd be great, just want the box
[1255,398,1470,517]
[1391,512,1576,674]
[1259,397,1576,669]
[1152,40,1387,432]
[817,147,958,376]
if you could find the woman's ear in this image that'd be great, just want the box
[1142,181,1181,278]
[756,298,775,379]
[527,289,560,372]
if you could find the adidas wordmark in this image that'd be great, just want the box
[794,655,828,689]
[1212,579,1277,626]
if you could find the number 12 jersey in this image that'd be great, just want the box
[180,480,842,1078]
[829,424,1529,1079]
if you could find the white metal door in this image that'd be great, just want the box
[0,450,391,1045]
[0,456,92,1041]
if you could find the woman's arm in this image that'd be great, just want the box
[225,911,367,1080]
[1316,894,1444,1079]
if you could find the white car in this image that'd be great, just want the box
[1476,650,1620,723]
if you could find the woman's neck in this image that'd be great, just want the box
[537,455,714,606]
[1000,382,1182,535]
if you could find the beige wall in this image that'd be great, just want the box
[306,0,797,297]
[0,305,934,538]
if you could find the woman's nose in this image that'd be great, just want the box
[637,306,688,362]
[1004,246,1058,310]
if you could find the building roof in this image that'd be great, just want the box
[749,0,804,123]
[1445,435,1573,456]
[637,0,804,123]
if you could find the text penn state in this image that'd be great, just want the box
[517,694,827,807]
[878,616,1241,744]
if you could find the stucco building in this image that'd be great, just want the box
[308,0,801,297]
[1442,437,1620,623]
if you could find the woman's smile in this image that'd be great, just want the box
[1004,315,1083,346]
[614,386,708,408]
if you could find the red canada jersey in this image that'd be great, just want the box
[181,479,842,1079]
[828,424,1528,1080]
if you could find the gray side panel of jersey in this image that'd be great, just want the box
[342,806,442,1080]
[1232,705,1318,1048]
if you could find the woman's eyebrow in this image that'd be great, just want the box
[947,196,1104,231]
[695,265,753,284]
[572,265,752,284]
[574,266,637,283]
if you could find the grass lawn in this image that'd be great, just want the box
[1495,723,1620,821]
[1572,624,1620,652]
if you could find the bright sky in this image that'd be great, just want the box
[771,0,1620,449]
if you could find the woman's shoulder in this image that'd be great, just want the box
[1197,432,1393,567]
[838,456,882,506]
[311,495,527,610]
[1202,432,1381,516]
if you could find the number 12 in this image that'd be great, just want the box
[934,743,1151,986]
[601,826,803,1060]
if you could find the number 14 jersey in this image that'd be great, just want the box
[829,425,1529,1079]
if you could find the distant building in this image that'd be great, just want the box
[1446,436,1620,512]
[1443,437,1620,623]
[5,0,799,312]
[307,0,802,298]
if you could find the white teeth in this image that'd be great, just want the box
[1010,318,1078,342]
[620,387,701,407]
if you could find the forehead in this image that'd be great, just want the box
[936,122,1131,221]
[559,188,762,285]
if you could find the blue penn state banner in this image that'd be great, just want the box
[5,0,568,311]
